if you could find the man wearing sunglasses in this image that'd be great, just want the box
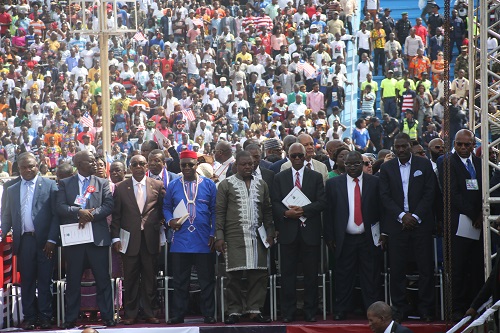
[111,155,165,325]
[437,129,483,321]
[324,151,383,320]
[379,133,436,322]
[163,150,217,324]
[273,143,326,322]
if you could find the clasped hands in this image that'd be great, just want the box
[78,208,95,229]
[285,205,304,220]
[401,213,418,231]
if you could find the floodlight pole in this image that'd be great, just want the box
[99,3,111,156]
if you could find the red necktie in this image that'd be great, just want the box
[354,178,363,226]
[306,162,312,169]
[295,171,301,189]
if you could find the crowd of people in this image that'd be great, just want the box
[0,0,494,331]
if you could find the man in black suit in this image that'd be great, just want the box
[325,151,383,320]
[141,140,181,174]
[246,144,275,190]
[270,135,298,174]
[437,129,484,321]
[2,153,59,330]
[323,139,345,172]
[56,151,116,328]
[379,133,436,322]
[272,143,326,322]
[9,87,26,115]
[367,301,414,333]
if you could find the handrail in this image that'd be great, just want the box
[446,299,500,333]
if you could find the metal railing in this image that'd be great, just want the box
[446,300,497,333]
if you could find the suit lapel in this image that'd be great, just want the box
[11,182,21,218]
[144,177,155,213]
[31,176,44,212]
[69,174,80,203]
[391,159,404,194]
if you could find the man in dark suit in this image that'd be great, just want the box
[9,87,26,115]
[379,133,436,322]
[141,140,181,174]
[56,151,115,328]
[437,129,484,321]
[272,142,326,322]
[323,139,345,172]
[111,155,164,325]
[246,144,275,190]
[270,135,297,174]
[2,153,58,330]
[147,149,180,188]
[367,301,414,333]
[324,151,383,320]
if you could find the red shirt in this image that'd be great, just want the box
[413,25,428,46]
[0,12,12,34]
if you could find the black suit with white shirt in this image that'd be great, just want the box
[379,155,436,317]
[272,167,325,319]
[324,173,383,313]
[437,153,484,315]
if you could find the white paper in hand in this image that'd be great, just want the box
[154,129,167,147]
[60,222,94,246]
[371,222,380,247]
[119,229,130,254]
[257,225,270,248]
[173,200,189,225]
[456,214,481,240]
[282,186,311,208]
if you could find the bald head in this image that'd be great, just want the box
[326,139,344,159]
[215,141,233,162]
[283,135,298,154]
[81,328,100,333]
[367,301,393,320]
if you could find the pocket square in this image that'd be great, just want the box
[413,170,423,177]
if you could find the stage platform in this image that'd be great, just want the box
[5,318,450,333]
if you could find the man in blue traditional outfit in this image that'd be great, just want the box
[215,151,275,324]
[163,150,217,325]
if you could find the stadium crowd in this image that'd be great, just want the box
[0,0,492,331]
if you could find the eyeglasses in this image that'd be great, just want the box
[345,162,362,167]
[290,153,305,159]
[131,161,147,167]
[455,142,473,148]
[181,162,197,168]
[363,161,373,166]
[432,145,442,149]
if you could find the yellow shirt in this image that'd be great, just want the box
[371,29,386,49]
[45,39,60,52]
[396,78,415,97]
[380,78,398,97]
[88,67,100,81]
[235,52,252,64]
[361,80,378,93]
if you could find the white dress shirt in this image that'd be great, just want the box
[459,154,475,174]
[77,173,91,195]
[20,175,38,233]
[383,321,395,333]
[397,156,421,223]
[292,166,305,187]
[346,174,365,234]
[253,166,262,180]
[132,176,147,209]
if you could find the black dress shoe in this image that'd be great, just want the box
[282,317,294,323]
[252,313,271,323]
[103,319,116,327]
[22,319,36,330]
[39,319,52,329]
[305,316,317,322]
[204,316,216,324]
[224,314,239,324]
[62,321,76,329]
[122,318,138,325]
[167,317,185,324]
[333,312,346,321]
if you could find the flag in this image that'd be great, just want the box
[182,109,196,122]
[80,111,94,128]
[192,18,203,27]
[297,60,316,78]
[132,31,146,42]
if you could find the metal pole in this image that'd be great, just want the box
[100,3,111,156]
[468,0,476,128]
[480,0,492,278]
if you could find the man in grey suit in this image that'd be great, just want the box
[279,65,296,95]
[57,151,115,328]
[2,153,59,330]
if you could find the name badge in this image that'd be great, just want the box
[466,179,479,190]
[74,195,87,206]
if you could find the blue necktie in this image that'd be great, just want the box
[466,159,476,179]
[82,177,90,194]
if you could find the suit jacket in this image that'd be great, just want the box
[260,159,272,170]
[270,157,288,174]
[379,155,436,235]
[9,97,26,115]
[390,321,414,333]
[2,177,59,254]
[111,177,164,256]
[281,158,329,184]
[279,73,296,95]
[260,167,275,197]
[166,146,181,174]
[1,177,21,223]
[471,252,500,311]
[272,167,325,246]
[324,173,380,258]
[437,153,482,233]
[323,158,334,172]
[56,174,114,246]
